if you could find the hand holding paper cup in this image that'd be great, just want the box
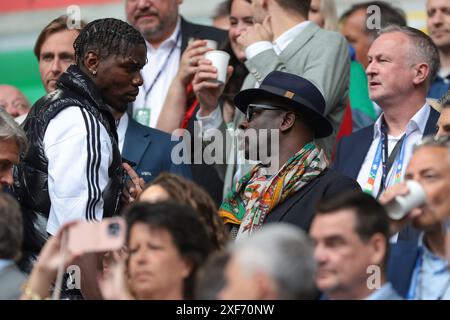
[384,180,426,220]
[204,50,230,84]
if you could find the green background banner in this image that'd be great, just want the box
[0,50,46,105]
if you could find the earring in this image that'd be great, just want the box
[92,70,97,76]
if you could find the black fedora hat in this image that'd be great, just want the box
[234,71,333,138]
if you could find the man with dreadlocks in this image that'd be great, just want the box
[12,18,147,274]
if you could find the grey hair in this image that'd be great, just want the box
[231,224,317,299]
[377,25,440,84]
[414,135,450,156]
[0,108,28,153]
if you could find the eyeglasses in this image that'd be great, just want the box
[245,104,288,122]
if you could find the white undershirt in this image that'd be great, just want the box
[245,21,311,59]
[356,104,430,198]
[43,107,113,235]
[116,112,129,153]
[132,18,181,128]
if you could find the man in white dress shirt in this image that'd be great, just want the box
[125,0,226,128]
[334,26,441,199]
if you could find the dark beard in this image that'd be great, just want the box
[110,102,129,114]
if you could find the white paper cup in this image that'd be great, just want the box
[205,39,218,50]
[385,180,426,220]
[204,50,230,84]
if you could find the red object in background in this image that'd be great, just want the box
[332,100,353,161]
[181,83,199,129]
[0,0,121,13]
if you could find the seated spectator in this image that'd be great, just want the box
[104,202,213,300]
[0,85,30,122]
[218,71,359,239]
[138,173,229,251]
[0,108,28,188]
[0,193,27,299]
[310,190,401,300]
[381,135,450,299]
[436,92,450,137]
[218,223,317,300]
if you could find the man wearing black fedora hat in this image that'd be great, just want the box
[219,71,359,240]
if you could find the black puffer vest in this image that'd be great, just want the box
[13,65,124,272]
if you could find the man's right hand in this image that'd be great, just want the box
[193,59,233,116]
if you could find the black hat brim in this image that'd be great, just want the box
[234,88,333,139]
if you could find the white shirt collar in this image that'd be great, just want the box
[273,21,311,54]
[373,103,430,140]
[117,113,129,153]
[145,17,181,51]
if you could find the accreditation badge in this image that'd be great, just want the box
[134,108,151,126]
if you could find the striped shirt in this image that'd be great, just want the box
[44,106,113,235]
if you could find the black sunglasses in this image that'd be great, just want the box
[245,103,299,122]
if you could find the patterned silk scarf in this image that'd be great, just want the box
[219,143,327,236]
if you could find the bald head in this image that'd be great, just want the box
[0,85,30,118]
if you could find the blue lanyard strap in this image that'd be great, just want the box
[143,29,181,102]
[363,120,406,197]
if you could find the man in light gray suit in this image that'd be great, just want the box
[193,0,350,198]
[0,193,27,299]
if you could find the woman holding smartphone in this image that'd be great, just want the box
[21,201,212,300]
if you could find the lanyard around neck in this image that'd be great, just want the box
[143,29,181,103]
[363,120,406,198]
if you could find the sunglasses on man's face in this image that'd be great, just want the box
[245,104,285,122]
[245,104,288,122]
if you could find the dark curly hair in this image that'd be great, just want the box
[74,18,145,65]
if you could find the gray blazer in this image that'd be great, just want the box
[0,263,27,300]
[221,22,350,198]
